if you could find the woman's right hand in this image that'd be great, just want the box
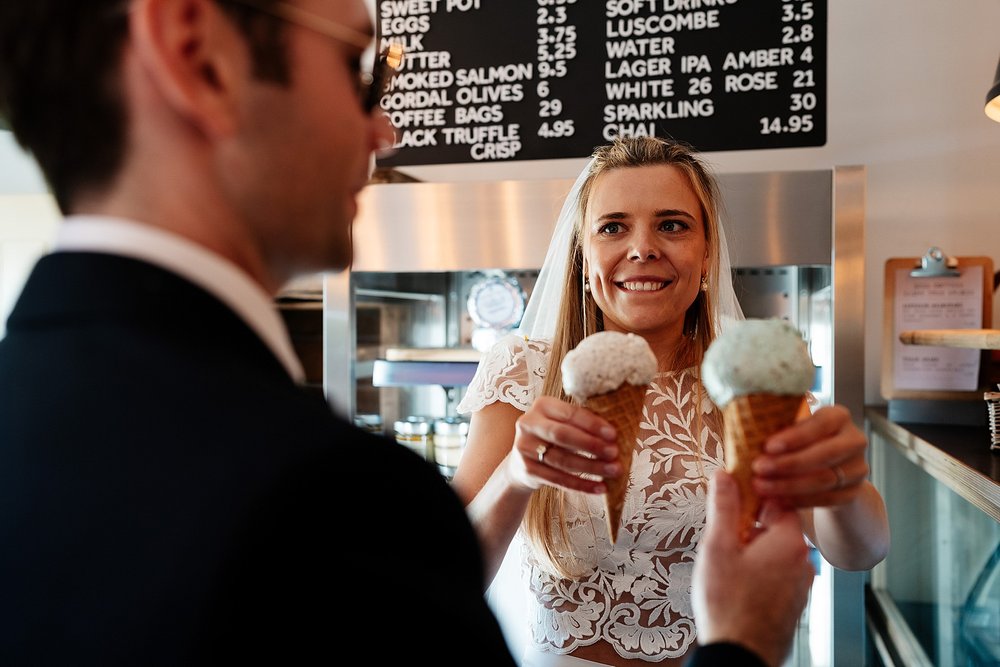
[505,396,623,493]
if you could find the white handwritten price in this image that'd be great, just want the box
[760,115,814,134]
[782,1,814,21]
[538,60,568,78]
[538,120,575,138]
[537,7,568,24]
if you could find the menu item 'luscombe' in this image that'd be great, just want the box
[562,331,657,542]
[701,318,815,541]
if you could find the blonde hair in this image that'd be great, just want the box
[523,136,724,577]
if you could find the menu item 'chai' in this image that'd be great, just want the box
[562,331,657,543]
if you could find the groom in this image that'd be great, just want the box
[0,1,811,665]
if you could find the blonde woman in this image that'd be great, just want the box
[454,136,888,666]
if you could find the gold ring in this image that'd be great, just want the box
[536,444,547,463]
[832,465,846,490]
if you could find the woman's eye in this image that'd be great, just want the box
[660,220,686,232]
[599,222,622,234]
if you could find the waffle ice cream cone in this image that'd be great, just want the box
[721,393,805,541]
[562,332,657,543]
[584,383,647,542]
[702,319,815,542]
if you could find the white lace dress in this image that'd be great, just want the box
[457,335,726,663]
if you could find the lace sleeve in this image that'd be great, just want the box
[456,334,551,415]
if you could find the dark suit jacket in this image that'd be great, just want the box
[686,642,768,667]
[0,253,515,666]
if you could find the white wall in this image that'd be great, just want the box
[0,135,61,338]
[3,1,1000,403]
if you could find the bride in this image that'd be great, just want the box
[453,135,889,666]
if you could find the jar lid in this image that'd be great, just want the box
[354,414,382,428]
[394,416,431,435]
[433,416,470,436]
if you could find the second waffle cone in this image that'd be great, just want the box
[722,393,805,542]
[585,383,647,543]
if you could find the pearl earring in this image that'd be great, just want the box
[700,276,708,292]
[584,279,591,293]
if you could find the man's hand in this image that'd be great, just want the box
[692,470,815,667]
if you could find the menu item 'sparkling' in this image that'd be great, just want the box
[562,331,657,543]
[701,318,814,540]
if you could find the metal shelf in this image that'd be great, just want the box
[899,329,1000,350]
[371,359,479,387]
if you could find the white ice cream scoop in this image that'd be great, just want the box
[561,331,657,401]
[701,318,815,408]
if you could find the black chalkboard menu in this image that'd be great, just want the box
[374,0,826,167]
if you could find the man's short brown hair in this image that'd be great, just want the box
[0,1,290,212]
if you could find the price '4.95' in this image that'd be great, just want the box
[538,120,575,138]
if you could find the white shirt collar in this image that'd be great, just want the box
[55,215,306,384]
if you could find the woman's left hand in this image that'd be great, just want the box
[750,404,869,509]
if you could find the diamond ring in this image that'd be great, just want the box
[536,444,547,463]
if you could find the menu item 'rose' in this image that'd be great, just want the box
[562,331,657,542]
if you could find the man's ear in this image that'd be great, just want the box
[129,0,244,138]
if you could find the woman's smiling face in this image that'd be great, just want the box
[583,164,708,343]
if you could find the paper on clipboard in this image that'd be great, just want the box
[892,264,983,390]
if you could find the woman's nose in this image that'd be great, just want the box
[627,235,660,261]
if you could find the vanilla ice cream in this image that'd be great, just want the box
[561,331,657,543]
[700,318,815,542]
[701,318,814,408]
[561,331,658,401]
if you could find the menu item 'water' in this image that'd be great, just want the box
[701,318,814,541]
[561,331,657,543]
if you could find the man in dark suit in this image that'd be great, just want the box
[0,0,513,664]
[0,1,811,665]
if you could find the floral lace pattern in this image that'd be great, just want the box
[458,335,725,662]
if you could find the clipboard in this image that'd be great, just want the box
[881,248,994,401]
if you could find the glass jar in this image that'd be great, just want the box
[393,416,431,460]
[433,417,469,478]
[354,414,383,435]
